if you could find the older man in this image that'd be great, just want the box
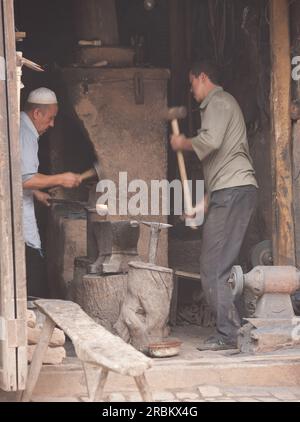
[171,61,258,350]
[21,87,82,298]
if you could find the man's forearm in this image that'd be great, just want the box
[23,173,62,190]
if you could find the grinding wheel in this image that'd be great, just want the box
[250,240,273,267]
[228,266,244,298]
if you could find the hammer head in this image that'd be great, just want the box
[93,161,101,180]
[164,106,187,122]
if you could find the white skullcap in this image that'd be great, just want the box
[27,87,58,105]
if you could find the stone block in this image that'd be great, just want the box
[27,310,37,328]
[27,326,65,347]
[27,345,66,365]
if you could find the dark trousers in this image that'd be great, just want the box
[200,185,258,343]
[25,245,48,299]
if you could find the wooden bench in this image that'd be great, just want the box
[21,300,153,402]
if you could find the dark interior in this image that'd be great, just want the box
[14,0,272,305]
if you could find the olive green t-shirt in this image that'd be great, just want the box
[191,86,258,193]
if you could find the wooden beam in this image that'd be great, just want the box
[291,0,300,267]
[291,101,300,121]
[168,0,189,184]
[0,0,18,392]
[0,0,28,391]
[15,31,26,41]
[169,0,188,108]
[185,0,194,137]
[270,0,295,266]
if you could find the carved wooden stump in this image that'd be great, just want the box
[114,262,174,351]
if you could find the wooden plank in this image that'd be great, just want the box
[175,270,201,280]
[185,0,194,137]
[270,0,295,266]
[169,0,189,110]
[168,0,189,185]
[15,32,26,41]
[35,300,152,377]
[291,0,300,268]
[2,0,27,390]
[0,0,17,392]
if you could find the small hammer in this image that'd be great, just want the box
[80,161,101,183]
[164,107,197,229]
[48,161,101,196]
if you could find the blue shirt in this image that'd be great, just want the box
[20,112,41,249]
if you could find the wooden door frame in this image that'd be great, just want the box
[0,0,27,392]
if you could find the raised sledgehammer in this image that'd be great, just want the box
[163,107,197,229]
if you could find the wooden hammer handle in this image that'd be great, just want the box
[171,119,197,229]
[80,168,97,182]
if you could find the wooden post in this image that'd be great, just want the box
[82,362,106,402]
[134,374,153,402]
[169,0,188,109]
[185,0,194,137]
[270,0,295,266]
[291,1,300,267]
[168,0,190,184]
[2,0,27,390]
[93,368,109,402]
[0,0,27,392]
[0,1,16,391]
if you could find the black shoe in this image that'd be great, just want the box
[197,336,237,351]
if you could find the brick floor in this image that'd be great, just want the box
[198,386,223,398]
[176,392,200,401]
[108,393,126,402]
[271,391,298,401]
[24,385,300,403]
[152,392,176,402]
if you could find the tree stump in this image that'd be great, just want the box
[114,262,174,352]
[73,273,128,333]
